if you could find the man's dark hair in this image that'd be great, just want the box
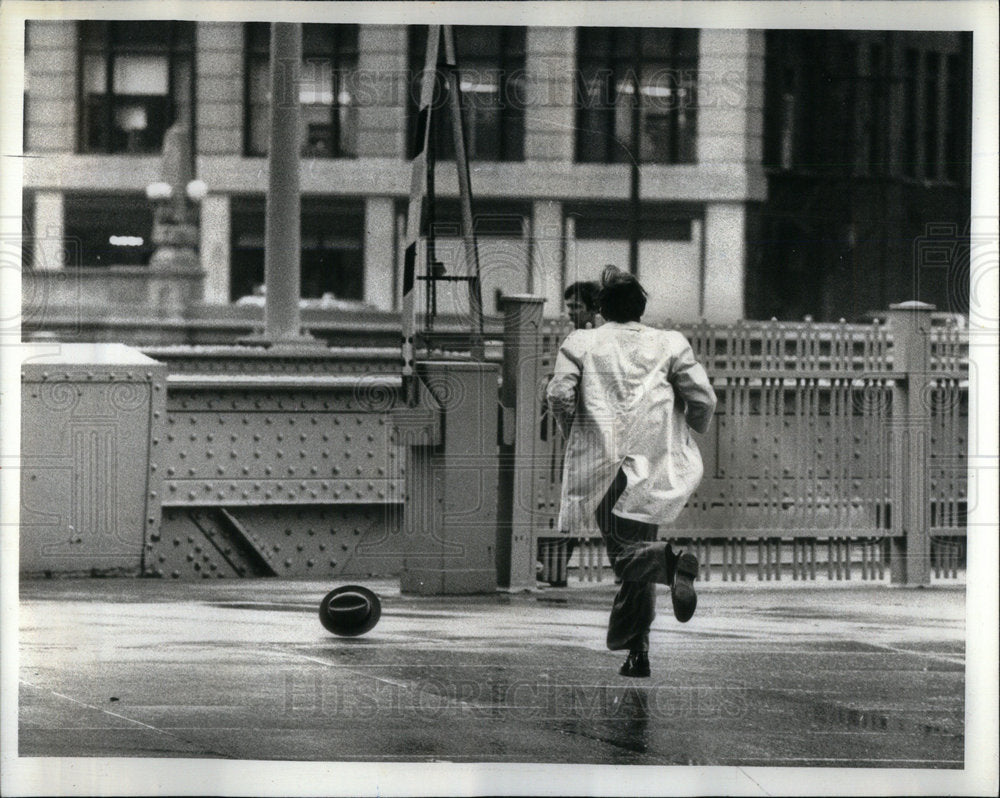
[563,280,600,311]
[598,265,647,322]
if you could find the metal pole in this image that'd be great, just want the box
[263,23,309,345]
[443,26,485,359]
[628,29,641,276]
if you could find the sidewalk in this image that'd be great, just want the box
[16,577,965,767]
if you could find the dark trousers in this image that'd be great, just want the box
[596,469,674,651]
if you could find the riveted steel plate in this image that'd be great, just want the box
[20,344,167,575]
[162,383,404,507]
[150,505,400,578]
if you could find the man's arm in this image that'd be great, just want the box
[545,334,583,434]
[668,332,717,434]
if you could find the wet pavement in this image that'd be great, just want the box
[16,578,965,767]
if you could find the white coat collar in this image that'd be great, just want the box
[603,321,645,331]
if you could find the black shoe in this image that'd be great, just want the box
[619,651,651,678]
[671,552,699,623]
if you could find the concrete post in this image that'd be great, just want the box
[702,202,746,321]
[200,193,231,304]
[887,301,935,585]
[363,196,395,311]
[498,295,546,589]
[32,191,64,271]
[530,200,563,315]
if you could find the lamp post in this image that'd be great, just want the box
[146,119,203,272]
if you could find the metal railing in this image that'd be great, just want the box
[508,305,968,585]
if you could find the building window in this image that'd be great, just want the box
[945,45,970,183]
[78,21,194,154]
[244,23,359,158]
[64,194,154,267]
[230,197,364,301]
[575,28,698,165]
[407,26,526,162]
[864,41,887,175]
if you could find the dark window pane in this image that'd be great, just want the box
[923,52,940,180]
[230,196,364,301]
[407,25,525,162]
[64,193,154,267]
[576,27,698,164]
[77,21,194,154]
[903,48,920,178]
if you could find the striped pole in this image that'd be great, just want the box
[401,26,441,405]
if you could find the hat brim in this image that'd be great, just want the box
[319,584,382,637]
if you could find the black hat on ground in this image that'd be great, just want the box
[319,584,382,636]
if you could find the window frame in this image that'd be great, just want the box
[574,27,699,166]
[405,25,527,163]
[76,20,195,155]
[242,22,360,159]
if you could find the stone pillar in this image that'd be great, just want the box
[887,301,935,586]
[702,202,746,321]
[531,200,564,316]
[24,21,76,153]
[696,29,766,168]
[497,296,546,589]
[364,196,395,311]
[32,191,64,271]
[200,193,231,304]
[195,22,244,156]
[356,25,409,158]
[524,27,576,162]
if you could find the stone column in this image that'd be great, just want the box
[524,27,576,162]
[531,200,564,315]
[887,301,935,586]
[24,21,76,153]
[200,193,231,304]
[696,29,766,169]
[32,191,64,271]
[702,202,746,321]
[195,22,244,156]
[355,25,409,158]
[364,196,395,311]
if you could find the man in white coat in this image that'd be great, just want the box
[546,265,717,678]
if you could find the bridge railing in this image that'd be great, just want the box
[503,302,968,586]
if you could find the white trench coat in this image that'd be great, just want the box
[545,322,717,531]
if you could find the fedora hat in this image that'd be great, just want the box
[319,584,382,636]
